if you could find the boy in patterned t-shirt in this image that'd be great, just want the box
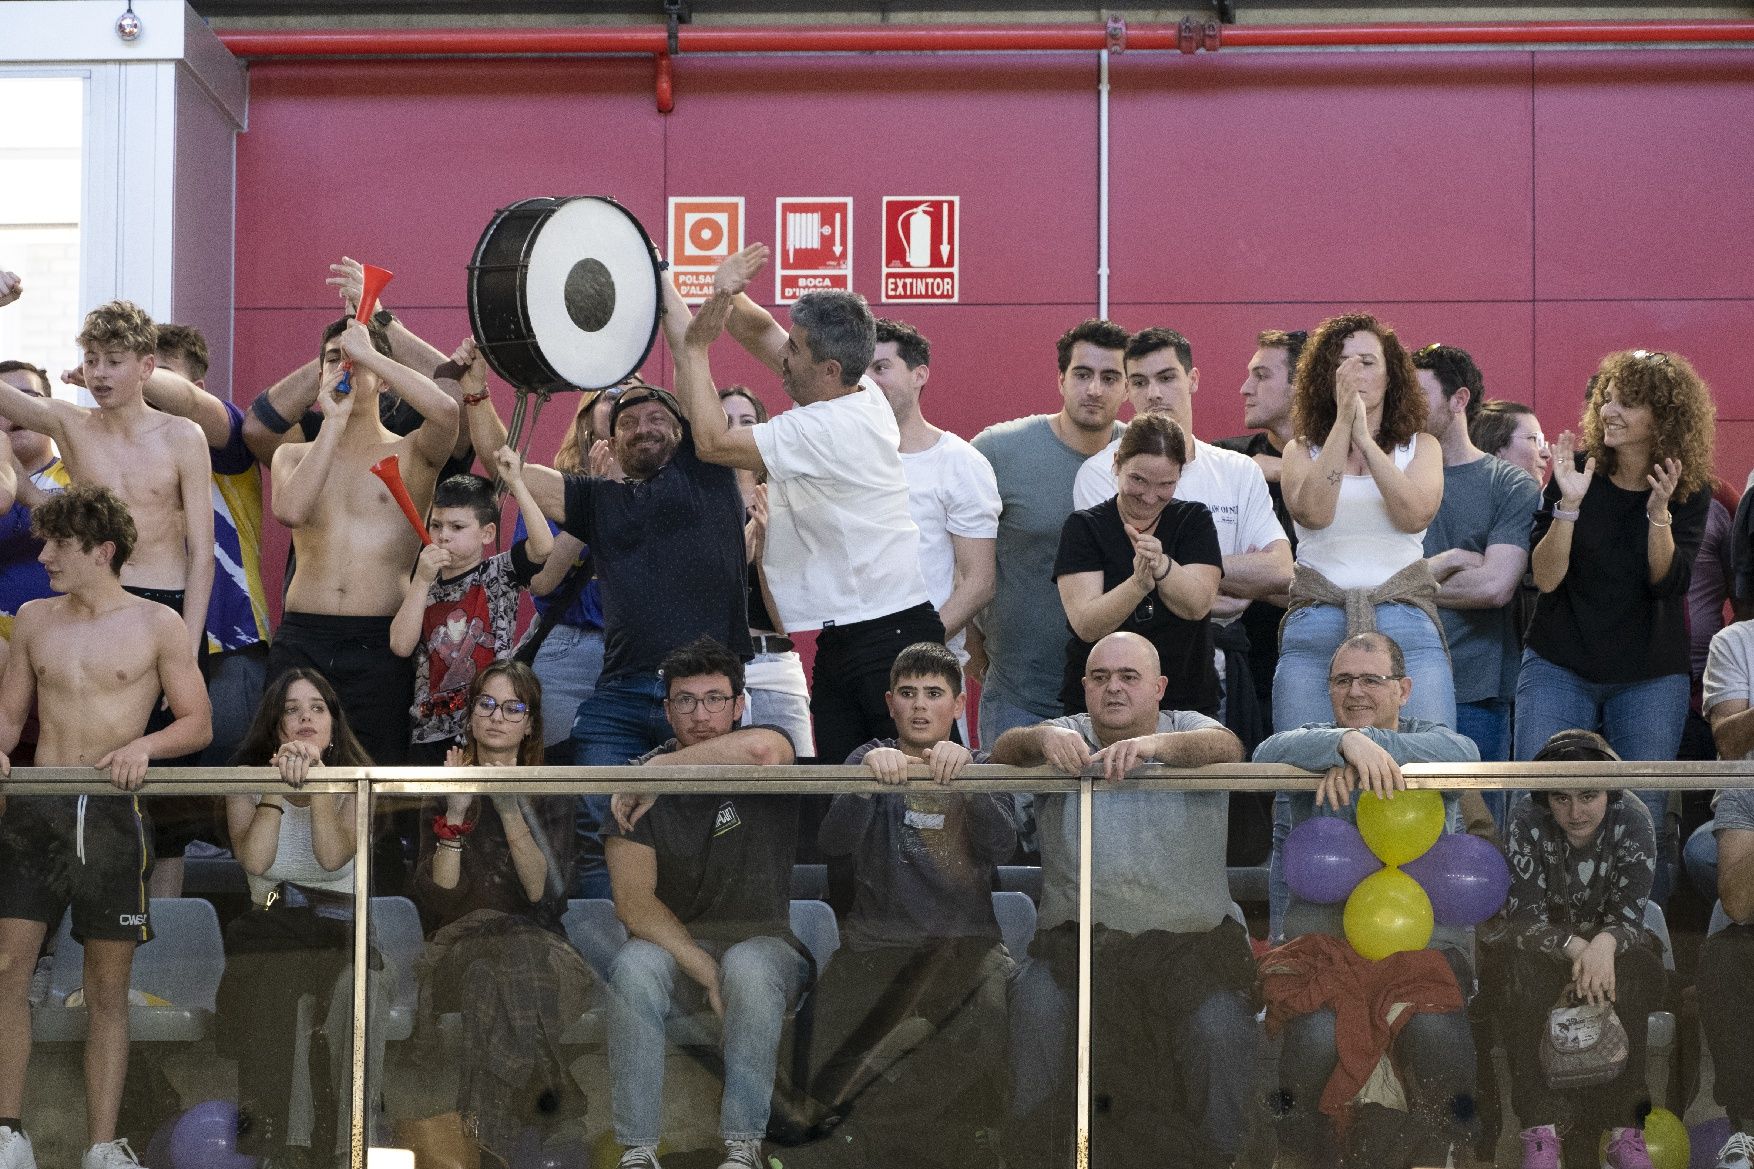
[391,457,551,762]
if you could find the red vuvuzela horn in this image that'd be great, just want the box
[370,453,431,546]
[337,263,395,395]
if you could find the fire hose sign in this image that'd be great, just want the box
[882,196,959,303]
[775,198,853,304]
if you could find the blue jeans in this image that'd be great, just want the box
[607,936,810,1146]
[569,673,673,899]
[1685,819,1719,902]
[1272,602,1456,733]
[532,624,604,750]
[979,681,1059,852]
[1511,649,1687,903]
[1456,697,1512,831]
[1278,1004,1476,1167]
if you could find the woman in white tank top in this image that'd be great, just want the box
[217,667,373,1165]
[1274,314,1452,732]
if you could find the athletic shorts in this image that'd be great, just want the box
[122,585,213,856]
[0,795,154,944]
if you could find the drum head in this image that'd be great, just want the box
[471,195,661,392]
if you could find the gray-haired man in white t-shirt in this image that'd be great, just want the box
[672,245,942,768]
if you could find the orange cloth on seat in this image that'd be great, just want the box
[1258,932,1465,1126]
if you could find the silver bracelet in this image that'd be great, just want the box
[1551,505,1580,523]
[1648,511,1673,528]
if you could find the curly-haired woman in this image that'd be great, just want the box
[1273,312,1450,732]
[1514,350,1716,899]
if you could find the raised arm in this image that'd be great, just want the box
[530,530,584,597]
[241,358,321,464]
[452,337,566,521]
[339,321,457,469]
[1531,432,1595,593]
[0,375,72,447]
[673,249,768,472]
[1353,427,1444,533]
[496,447,553,566]
[270,378,351,529]
[142,366,233,448]
[171,418,217,657]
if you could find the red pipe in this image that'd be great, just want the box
[216,20,1754,59]
[215,20,1754,112]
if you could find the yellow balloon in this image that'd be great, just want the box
[1355,789,1445,866]
[1642,1107,1690,1169]
[1343,867,1434,960]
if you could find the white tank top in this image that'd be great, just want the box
[1293,440,1427,590]
[245,799,356,905]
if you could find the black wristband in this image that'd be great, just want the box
[372,307,395,329]
[249,392,297,435]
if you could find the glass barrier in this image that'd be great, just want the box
[3,763,1751,1169]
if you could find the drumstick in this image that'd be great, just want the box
[337,263,395,396]
[370,454,432,546]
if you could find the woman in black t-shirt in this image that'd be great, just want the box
[1515,350,1716,898]
[1054,414,1223,715]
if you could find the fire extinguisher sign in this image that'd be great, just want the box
[881,197,959,304]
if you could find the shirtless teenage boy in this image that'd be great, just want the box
[0,299,215,659]
[0,485,212,1169]
[268,316,459,764]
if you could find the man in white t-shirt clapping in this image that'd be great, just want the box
[674,245,942,767]
[1073,327,1291,748]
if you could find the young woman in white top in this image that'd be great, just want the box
[217,667,373,1167]
[1275,312,1450,732]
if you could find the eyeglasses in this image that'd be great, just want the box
[666,692,735,714]
[1631,349,1669,365]
[472,694,530,721]
[1415,342,1445,358]
[1328,673,1403,691]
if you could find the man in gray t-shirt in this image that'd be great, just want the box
[1414,344,1540,773]
[990,632,1253,1169]
[969,319,1127,745]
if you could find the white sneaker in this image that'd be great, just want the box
[617,1146,662,1169]
[0,1127,36,1169]
[82,1138,140,1169]
[717,1138,765,1169]
[1719,1131,1754,1169]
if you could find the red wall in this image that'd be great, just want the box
[235,48,1754,615]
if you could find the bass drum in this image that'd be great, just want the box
[467,195,661,393]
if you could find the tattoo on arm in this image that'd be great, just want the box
[1325,469,1344,485]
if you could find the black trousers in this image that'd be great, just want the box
[1700,922,1754,1131]
[1489,941,1665,1166]
[809,602,945,767]
[269,612,414,766]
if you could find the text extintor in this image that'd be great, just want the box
[667,197,745,304]
[881,196,959,304]
[774,197,853,304]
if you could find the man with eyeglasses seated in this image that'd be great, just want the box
[1252,631,1480,1169]
[601,636,805,1169]
[988,631,1252,1169]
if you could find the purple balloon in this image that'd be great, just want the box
[170,1100,257,1169]
[1285,817,1381,904]
[1402,832,1512,925]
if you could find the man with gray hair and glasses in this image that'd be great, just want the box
[671,243,941,768]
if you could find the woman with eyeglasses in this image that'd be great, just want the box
[216,668,376,1167]
[1053,413,1223,715]
[1515,350,1714,898]
[411,661,591,1164]
[1480,731,1664,1169]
